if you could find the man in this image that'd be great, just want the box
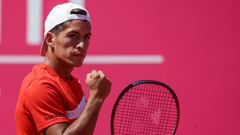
[15,3,111,135]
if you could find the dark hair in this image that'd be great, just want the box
[49,8,88,36]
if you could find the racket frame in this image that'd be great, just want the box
[111,80,180,135]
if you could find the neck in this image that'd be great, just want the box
[44,57,74,80]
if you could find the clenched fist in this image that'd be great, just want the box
[86,70,111,100]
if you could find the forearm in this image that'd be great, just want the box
[63,96,103,135]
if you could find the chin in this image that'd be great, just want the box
[74,63,83,67]
[73,60,84,67]
[69,57,85,67]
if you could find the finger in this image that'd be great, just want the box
[98,70,105,78]
[86,73,91,78]
[91,70,97,74]
[91,70,100,79]
[85,73,91,85]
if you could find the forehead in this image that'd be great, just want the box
[65,20,91,33]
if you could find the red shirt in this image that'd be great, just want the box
[15,64,86,135]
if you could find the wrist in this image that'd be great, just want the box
[88,94,105,105]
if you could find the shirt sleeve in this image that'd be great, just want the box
[24,78,70,132]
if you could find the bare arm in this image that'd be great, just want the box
[42,70,111,135]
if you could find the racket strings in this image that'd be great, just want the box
[145,84,176,134]
[113,83,179,135]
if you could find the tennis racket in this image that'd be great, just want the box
[111,80,180,135]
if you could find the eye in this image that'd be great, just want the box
[69,34,78,39]
[84,34,91,40]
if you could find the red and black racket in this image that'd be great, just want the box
[111,80,180,135]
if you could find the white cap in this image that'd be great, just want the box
[41,2,91,56]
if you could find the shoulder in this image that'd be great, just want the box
[19,68,63,105]
[21,64,60,89]
[22,76,66,115]
[24,76,60,98]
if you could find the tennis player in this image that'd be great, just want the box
[15,2,111,135]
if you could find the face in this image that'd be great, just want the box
[50,20,91,67]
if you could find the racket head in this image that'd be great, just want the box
[111,80,180,135]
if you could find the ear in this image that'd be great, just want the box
[45,32,56,48]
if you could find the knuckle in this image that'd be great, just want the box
[91,70,97,74]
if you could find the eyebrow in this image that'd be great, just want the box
[67,30,92,36]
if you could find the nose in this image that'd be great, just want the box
[76,40,89,50]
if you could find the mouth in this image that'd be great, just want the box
[72,52,85,58]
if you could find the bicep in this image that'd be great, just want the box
[42,122,69,135]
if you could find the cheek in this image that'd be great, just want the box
[56,39,74,53]
[55,45,74,57]
[62,47,74,56]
